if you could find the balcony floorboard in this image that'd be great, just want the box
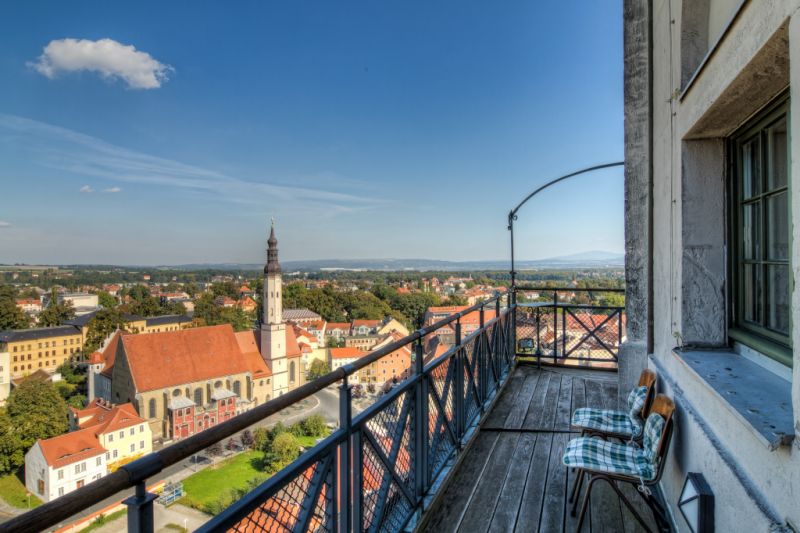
[420,365,658,533]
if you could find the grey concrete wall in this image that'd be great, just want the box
[627,0,800,530]
[680,139,726,347]
[620,0,652,408]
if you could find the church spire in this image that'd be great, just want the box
[265,218,281,274]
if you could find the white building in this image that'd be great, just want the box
[25,428,107,503]
[0,349,9,404]
[42,292,100,316]
[622,1,800,530]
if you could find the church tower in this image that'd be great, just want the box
[261,220,288,396]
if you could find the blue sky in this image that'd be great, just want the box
[0,1,623,265]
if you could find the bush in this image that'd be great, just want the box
[301,415,327,438]
[240,429,254,449]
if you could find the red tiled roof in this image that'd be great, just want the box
[351,319,379,328]
[234,330,273,378]
[74,401,146,434]
[36,427,106,469]
[99,331,126,378]
[327,322,350,331]
[122,325,255,392]
[330,347,367,360]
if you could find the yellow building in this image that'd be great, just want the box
[66,311,192,342]
[70,399,153,471]
[0,325,83,379]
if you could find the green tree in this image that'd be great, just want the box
[307,359,331,380]
[96,291,118,309]
[300,415,327,438]
[6,381,69,450]
[38,289,75,327]
[0,413,24,476]
[267,432,300,470]
[0,299,30,330]
[83,308,125,353]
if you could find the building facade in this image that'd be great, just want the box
[623,1,800,530]
[0,326,83,379]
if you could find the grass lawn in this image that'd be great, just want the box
[178,451,268,513]
[295,434,322,449]
[0,474,42,509]
[78,508,127,533]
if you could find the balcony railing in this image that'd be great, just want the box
[513,286,625,369]
[3,294,514,533]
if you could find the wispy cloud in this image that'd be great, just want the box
[79,185,94,193]
[103,186,121,193]
[0,114,385,214]
[29,38,172,90]
[0,221,11,228]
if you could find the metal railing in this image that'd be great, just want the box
[512,286,624,369]
[3,294,514,533]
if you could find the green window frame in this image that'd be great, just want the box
[728,94,792,366]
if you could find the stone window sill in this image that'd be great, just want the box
[673,348,794,450]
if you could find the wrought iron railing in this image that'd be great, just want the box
[3,294,514,533]
[512,286,625,369]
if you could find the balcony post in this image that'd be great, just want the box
[414,336,428,507]
[123,481,157,533]
[454,318,464,448]
[553,291,559,360]
[338,376,352,533]
[479,304,486,409]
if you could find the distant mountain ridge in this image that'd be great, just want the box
[171,251,624,272]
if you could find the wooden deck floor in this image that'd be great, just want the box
[420,364,658,533]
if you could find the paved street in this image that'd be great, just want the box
[0,389,341,530]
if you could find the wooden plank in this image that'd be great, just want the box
[504,372,541,429]
[554,375,573,431]
[583,377,606,414]
[423,432,500,533]
[513,433,553,532]
[537,432,569,533]
[457,433,520,533]
[572,377,587,413]
[563,441,590,533]
[521,371,551,429]
[483,367,527,427]
[487,433,536,533]
[535,372,563,430]
[600,380,619,410]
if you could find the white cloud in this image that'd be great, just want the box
[80,185,94,193]
[0,221,10,228]
[29,38,172,89]
[103,186,121,193]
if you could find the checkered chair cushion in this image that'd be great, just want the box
[570,386,648,438]
[563,414,666,481]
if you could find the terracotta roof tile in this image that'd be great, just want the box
[36,428,105,469]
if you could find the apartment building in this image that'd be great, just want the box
[0,326,83,379]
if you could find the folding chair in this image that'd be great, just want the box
[563,394,675,533]
[571,369,657,442]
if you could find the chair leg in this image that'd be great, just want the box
[569,468,584,504]
[641,490,671,532]
[575,475,599,533]
[598,477,654,533]
[570,470,585,516]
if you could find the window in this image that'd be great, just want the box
[730,96,791,365]
[130,444,135,452]
[139,424,144,432]
[96,457,101,466]
[232,381,241,396]
[119,431,124,439]
[140,440,145,449]
[194,388,203,405]
[108,433,114,442]
[113,450,118,458]
[129,428,134,436]
[58,487,64,497]
[148,398,156,418]
[57,469,63,480]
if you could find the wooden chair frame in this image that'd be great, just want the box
[569,394,675,533]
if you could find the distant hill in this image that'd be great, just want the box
[170,251,624,272]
